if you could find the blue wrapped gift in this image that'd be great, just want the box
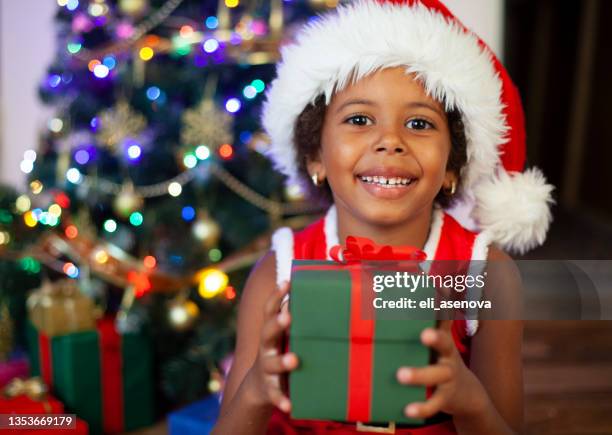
[168,393,220,435]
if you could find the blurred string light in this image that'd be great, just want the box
[218,144,234,160]
[195,145,210,160]
[179,25,194,38]
[168,182,182,197]
[23,212,37,228]
[48,204,62,218]
[205,16,218,29]
[102,55,116,69]
[225,98,241,113]
[103,219,117,233]
[74,148,91,165]
[225,0,239,8]
[203,39,219,53]
[67,42,82,54]
[243,85,257,99]
[63,262,79,278]
[88,59,101,72]
[20,257,41,274]
[146,86,161,100]
[198,269,228,299]
[48,74,62,88]
[183,153,198,169]
[208,248,222,262]
[48,118,64,133]
[251,79,265,93]
[30,180,44,195]
[94,249,109,264]
[181,206,196,221]
[66,168,83,184]
[20,150,37,174]
[129,211,144,226]
[93,64,110,78]
[139,47,154,61]
[126,141,142,161]
[65,225,79,239]
[143,255,157,269]
[0,231,10,246]
[65,0,79,12]
[16,195,31,213]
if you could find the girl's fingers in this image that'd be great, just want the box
[404,391,446,419]
[268,387,292,413]
[260,310,291,348]
[262,352,299,374]
[421,327,455,357]
[396,364,453,386]
[264,280,290,318]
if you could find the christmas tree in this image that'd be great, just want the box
[0,0,335,416]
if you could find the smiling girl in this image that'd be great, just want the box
[212,0,554,434]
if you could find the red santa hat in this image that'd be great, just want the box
[261,0,555,254]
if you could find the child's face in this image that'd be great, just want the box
[311,67,453,226]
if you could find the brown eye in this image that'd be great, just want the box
[407,119,433,130]
[346,115,372,126]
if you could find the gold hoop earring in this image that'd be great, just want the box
[444,180,457,196]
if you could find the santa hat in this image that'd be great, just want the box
[261,0,555,255]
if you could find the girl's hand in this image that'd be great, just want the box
[247,280,299,413]
[396,320,489,420]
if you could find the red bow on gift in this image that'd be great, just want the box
[329,236,427,263]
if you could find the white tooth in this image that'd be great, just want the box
[389,178,396,185]
[373,176,379,183]
[379,177,387,184]
[366,176,372,182]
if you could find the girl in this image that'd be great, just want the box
[213,0,554,434]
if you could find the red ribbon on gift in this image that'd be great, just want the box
[329,236,427,264]
[328,236,426,423]
[37,318,125,433]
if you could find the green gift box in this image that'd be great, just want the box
[26,317,155,435]
[289,257,435,426]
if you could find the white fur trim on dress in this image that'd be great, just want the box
[423,207,444,261]
[324,205,339,260]
[262,0,506,205]
[271,227,294,289]
[464,231,492,336]
[472,167,555,255]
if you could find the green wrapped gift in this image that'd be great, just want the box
[289,250,436,426]
[26,317,155,435]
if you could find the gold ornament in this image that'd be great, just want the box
[208,368,223,393]
[192,212,221,248]
[96,100,147,151]
[308,0,339,9]
[113,183,144,218]
[118,0,149,17]
[26,279,97,337]
[0,303,14,362]
[167,295,199,332]
[181,99,233,150]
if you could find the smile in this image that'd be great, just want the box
[358,175,414,188]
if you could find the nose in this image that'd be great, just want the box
[373,131,408,155]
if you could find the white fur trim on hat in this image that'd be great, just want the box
[262,0,506,192]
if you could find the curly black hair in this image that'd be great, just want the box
[293,94,468,208]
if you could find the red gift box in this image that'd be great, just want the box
[0,378,88,434]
